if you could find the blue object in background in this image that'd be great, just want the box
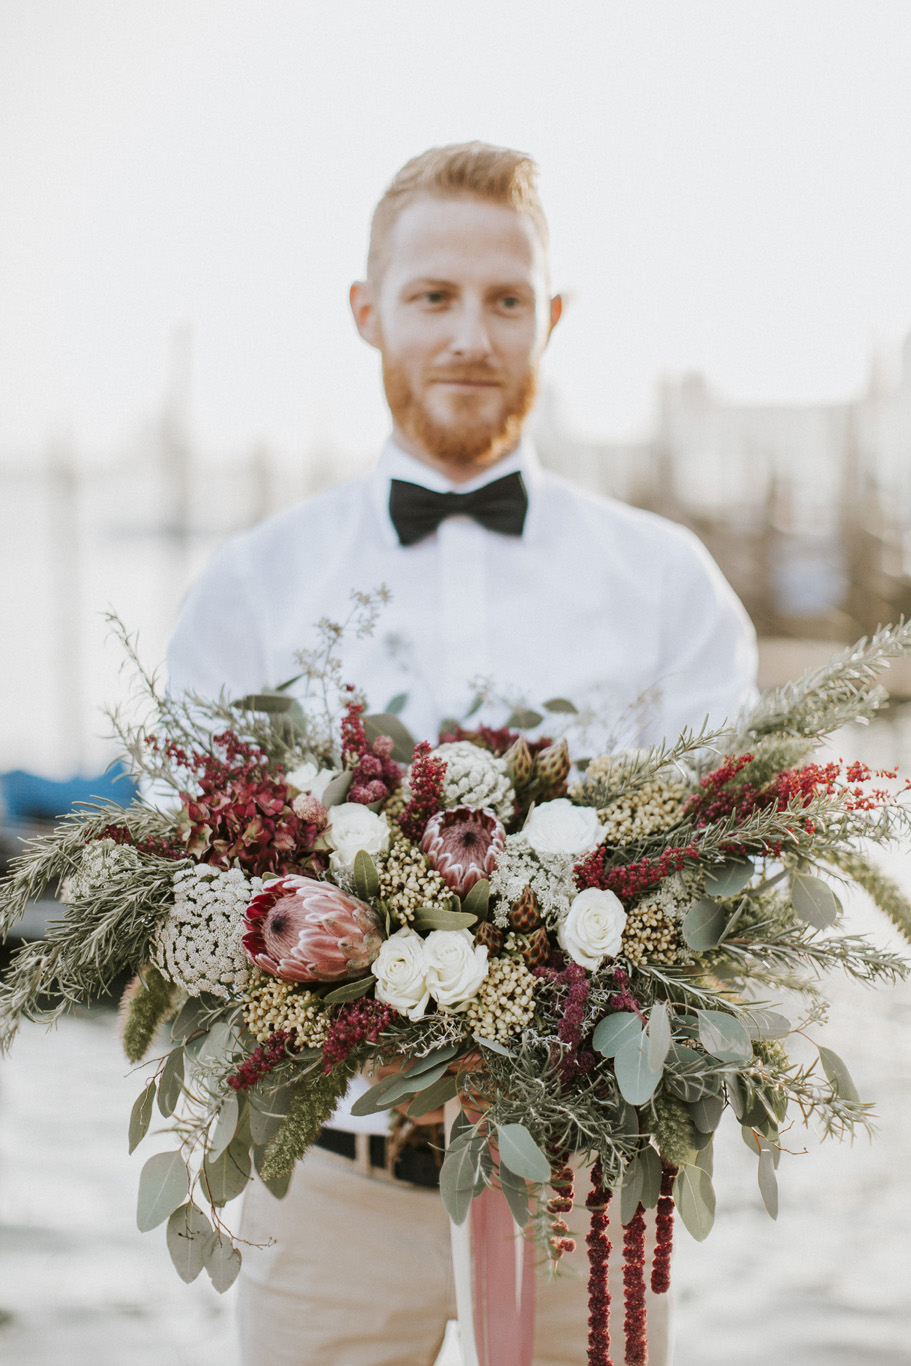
[0,761,138,824]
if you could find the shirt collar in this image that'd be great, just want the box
[371,436,542,547]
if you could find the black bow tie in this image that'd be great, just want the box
[389,471,528,547]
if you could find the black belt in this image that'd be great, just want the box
[315,1127,442,1189]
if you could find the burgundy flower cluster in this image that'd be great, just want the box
[437,723,553,759]
[95,823,186,860]
[574,843,699,902]
[321,998,398,1071]
[398,742,447,842]
[650,1161,677,1295]
[155,729,324,878]
[622,1205,648,1366]
[227,1028,301,1091]
[585,1160,613,1366]
[338,694,403,805]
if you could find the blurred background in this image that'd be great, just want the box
[1,3,910,1363]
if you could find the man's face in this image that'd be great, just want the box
[351,194,561,478]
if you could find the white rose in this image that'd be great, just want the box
[286,760,338,802]
[323,802,390,871]
[523,798,603,858]
[371,928,430,1020]
[423,928,489,1008]
[558,888,627,970]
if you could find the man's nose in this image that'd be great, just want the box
[449,301,492,359]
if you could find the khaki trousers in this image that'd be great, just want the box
[238,1145,672,1366]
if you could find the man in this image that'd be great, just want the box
[168,142,757,1366]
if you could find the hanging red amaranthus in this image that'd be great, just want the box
[622,1205,648,1366]
[650,1161,677,1295]
[586,1159,613,1366]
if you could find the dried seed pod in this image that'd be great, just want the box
[509,883,542,932]
[534,738,571,794]
[520,924,551,968]
[474,920,505,956]
[503,734,534,788]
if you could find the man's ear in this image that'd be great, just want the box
[350,280,381,349]
[547,293,563,340]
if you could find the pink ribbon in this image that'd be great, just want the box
[469,1182,536,1365]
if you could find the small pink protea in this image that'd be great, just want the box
[242,875,383,983]
[421,806,506,898]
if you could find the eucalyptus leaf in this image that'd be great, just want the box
[248,1083,295,1146]
[757,1148,779,1219]
[620,1156,644,1225]
[440,1139,484,1224]
[204,1234,243,1293]
[353,850,380,902]
[542,697,579,714]
[137,1150,189,1232]
[156,1047,185,1118]
[261,1166,293,1200]
[592,1011,642,1059]
[411,907,478,932]
[726,1073,745,1120]
[323,976,376,1004]
[681,898,728,951]
[198,1020,239,1069]
[704,857,754,899]
[689,1092,725,1134]
[647,1001,672,1072]
[384,692,409,716]
[495,1124,551,1184]
[675,1164,716,1241]
[498,1162,530,1227]
[506,708,544,730]
[376,1059,455,1107]
[448,1108,474,1149]
[202,1137,253,1207]
[697,1010,753,1064]
[169,996,210,1044]
[349,1073,410,1117]
[403,1043,462,1076]
[320,771,353,808]
[128,1082,156,1154]
[614,1033,663,1105]
[166,1202,213,1284]
[407,1072,460,1117]
[639,1145,663,1210]
[364,713,416,764]
[818,1046,860,1101]
[743,1009,792,1040]
[791,870,840,929]
[695,1141,714,1179]
[460,879,490,923]
[208,1093,240,1163]
[233,693,293,714]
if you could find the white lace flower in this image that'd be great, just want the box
[151,864,261,998]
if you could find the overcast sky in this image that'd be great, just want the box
[3,0,911,467]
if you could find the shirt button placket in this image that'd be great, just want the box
[438,517,490,721]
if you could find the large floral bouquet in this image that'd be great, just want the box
[2,604,911,1366]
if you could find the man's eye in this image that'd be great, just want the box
[423,291,448,304]
[499,295,522,310]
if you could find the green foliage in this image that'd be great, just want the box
[820,846,911,946]
[259,1057,359,1182]
[647,1089,697,1165]
[122,967,179,1063]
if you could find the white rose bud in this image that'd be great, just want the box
[371,927,430,1020]
[286,760,339,802]
[558,888,627,970]
[423,929,489,1008]
[323,802,390,871]
[523,798,603,858]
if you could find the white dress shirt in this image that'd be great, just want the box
[168,439,757,751]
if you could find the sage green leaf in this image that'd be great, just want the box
[137,1150,189,1231]
[791,870,840,929]
[663,1044,714,1103]
[506,708,544,730]
[364,713,416,764]
[166,1202,213,1284]
[156,1047,185,1118]
[323,976,375,1004]
[349,1073,410,1117]
[675,1164,716,1241]
[384,692,408,716]
[440,1139,484,1224]
[681,898,728,950]
[261,1167,293,1200]
[757,1148,779,1219]
[353,850,380,902]
[448,1108,473,1149]
[411,906,478,931]
[407,1071,459,1117]
[170,996,209,1044]
[202,1137,252,1206]
[726,1073,745,1120]
[320,771,353,808]
[697,1010,753,1064]
[374,1059,456,1108]
[248,1083,295,1146]
[592,1011,642,1058]
[461,878,490,923]
[405,1043,462,1076]
[542,697,579,714]
[614,1034,663,1105]
[199,1020,239,1069]
[690,1092,724,1134]
[744,1008,792,1040]
[647,1001,672,1072]
[208,1093,240,1163]
[498,1162,530,1227]
[704,857,754,899]
[639,1145,662,1210]
[620,1156,644,1225]
[695,1141,714,1179]
[495,1124,551,1184]
[204,1234,243,1293]
[475,1035,513,1056]
[233,693,293,714]
[818,1046,860,1101]
[128,1082,155,1154]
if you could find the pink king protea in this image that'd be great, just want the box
[242,875,383,982]
[420,806,506,898]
